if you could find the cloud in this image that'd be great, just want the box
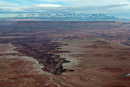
[1,0,130,7]
[0,1,18,7]
[0,1,25,12]
[34,4,62,7]
[0,0,130,18]
[0,0,63,11]
[68,0,130,6]
[105,4,129,7]
[38,0,130,6]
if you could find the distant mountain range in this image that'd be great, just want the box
[0,5,130,21]
[0,12,128,21]
[13,13,128,21]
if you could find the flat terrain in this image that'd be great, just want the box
[0,21,130,87]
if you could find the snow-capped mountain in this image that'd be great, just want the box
[16,13,126,21]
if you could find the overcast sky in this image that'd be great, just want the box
[0,0,130,18]
[0,0,130,8]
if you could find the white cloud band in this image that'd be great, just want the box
[35,4,62,7]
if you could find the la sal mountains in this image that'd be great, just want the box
[14,13,128,21]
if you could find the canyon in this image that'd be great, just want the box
[0,21,130,87]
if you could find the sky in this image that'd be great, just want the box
[0,0,130,10]
[0,0,130,18]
